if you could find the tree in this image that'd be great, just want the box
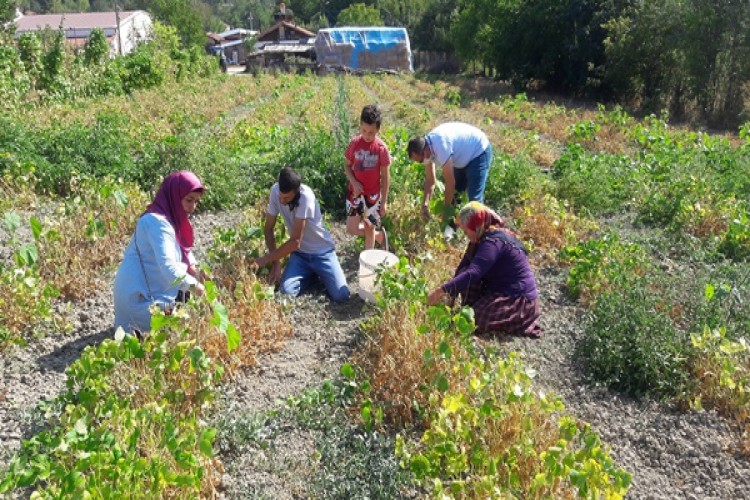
[83,27,109,64]
[127,0,205,48]
[451,0,608,93]
[335,2,382,26]
[410,2,455,52]
[1,0,17,42]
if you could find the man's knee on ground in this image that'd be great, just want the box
[329,285,350,303]
[279,279,302,297]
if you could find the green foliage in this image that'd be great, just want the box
[689,326,749,442]
[0,295,232,496]
[0,21,218,109]
[484,154,549,210]
[0,0,14,36]
[40,30,66,93]
[0,212,61,347]
[560,234,651,301]
[604,0,750,127]
[336,3,383,26]
[553,144,638,215]
[452,0,609,93]
[133,0,207,48]
[17,33,43,82]
[396,347,631,496]
[0,42,31,111]
[579,287,692,397]
[719,205,750,260]
[83,28,109,66]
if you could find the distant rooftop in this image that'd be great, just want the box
[218,28,257,38]
[15,11,144,33]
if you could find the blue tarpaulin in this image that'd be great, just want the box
[315,27,412,72]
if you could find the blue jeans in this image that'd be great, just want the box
[279,249,350,302]
[454,145,493,203]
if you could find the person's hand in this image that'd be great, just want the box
[427,286,446,306]
[187,265,198,277]
[379,202,387,217]
[421,203,431,220]
[268,262,282,284]
[253,255,268,268]
[193,282,205,297]
[351,180,364,198]
[198,268,212,283]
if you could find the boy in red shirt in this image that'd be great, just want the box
[344,104,392,249]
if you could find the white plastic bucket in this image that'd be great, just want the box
[358,249,399,303]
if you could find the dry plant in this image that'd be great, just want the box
[199,268,293,375]
[513,189,598,265]
[39,183,149,300]
[352,243,464,426]
[0,174,39,212]
[198,209,294,374]
[688,331,750,455]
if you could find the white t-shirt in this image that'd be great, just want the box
[267,183,336,254]
[426,122,490,169]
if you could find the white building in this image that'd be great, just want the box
[14,10,152,57]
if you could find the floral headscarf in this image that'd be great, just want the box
[145,171,204,264]
[455,201,507,239]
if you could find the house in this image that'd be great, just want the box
[315,27,412,73]
[205,28,258,65]
[14,10,152,56]
[247,19,316,70]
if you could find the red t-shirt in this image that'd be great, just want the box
[345,135,391,196]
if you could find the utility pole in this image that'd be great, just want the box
[114,1,123,56]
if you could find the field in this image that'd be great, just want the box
[1,72,749,498]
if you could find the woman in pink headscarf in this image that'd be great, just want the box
[114,171,206,335]
[427,201,542,338]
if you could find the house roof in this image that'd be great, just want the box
[257,20,315,41]
[206,33,224,44]
[15,10,145,34]
[218,28,257,39]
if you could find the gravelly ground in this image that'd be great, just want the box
[1,211,749,499]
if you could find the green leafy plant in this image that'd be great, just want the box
[560,234,651,303]
[579,287,692,396]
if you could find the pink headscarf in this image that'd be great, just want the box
[145,171,204,264]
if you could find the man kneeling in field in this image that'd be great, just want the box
[253,167,350,302]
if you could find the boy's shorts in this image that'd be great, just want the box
[346,191,381,228]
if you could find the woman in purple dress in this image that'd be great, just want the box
[427,202,542,338]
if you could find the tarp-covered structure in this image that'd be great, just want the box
[315,27,412,72]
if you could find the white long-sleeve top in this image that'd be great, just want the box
[113,213,198,333]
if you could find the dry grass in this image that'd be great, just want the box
[512,189,598,265]
[39,182,149,300]
[17,76,274,137]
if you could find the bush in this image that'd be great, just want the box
[553,143,638,216]
[579,287,692,396]
[484,152,549,210]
